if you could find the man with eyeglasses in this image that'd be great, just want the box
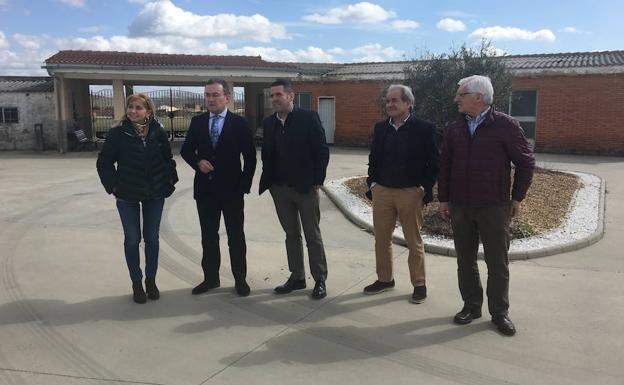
[438,75,535,336]
[181,79,257,297]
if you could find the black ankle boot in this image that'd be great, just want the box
[145,278,160,300]
[132,281,147,304]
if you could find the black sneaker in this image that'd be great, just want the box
[363,279,395,295]
[410,285,427,304]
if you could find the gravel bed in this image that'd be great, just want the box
[323,171,602,258]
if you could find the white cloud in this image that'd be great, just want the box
[563,26,577,33]
[470,26,556,42]
[0,48,54,75]
[13,33,43,49]
[303,2,395,24]
[391,19,420,30]
[58,0,86,8]
[0,31,8,49]
[128,0,288,43]
[436,18,465,32]
[348,43,404,62]
[0,27,405,74]
[79,25,107,33]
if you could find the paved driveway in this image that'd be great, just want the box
[0,149,622,385]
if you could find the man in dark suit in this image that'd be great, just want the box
[364,84,439,304]
[259,78,330,299]
[181,79,256,297]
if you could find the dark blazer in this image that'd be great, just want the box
[367,115,439,203]
[438,108,535,207]
[97,119,177,202]
[181,110,256,200]
[259,108,330,194]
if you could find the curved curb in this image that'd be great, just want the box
[322,173,605,260]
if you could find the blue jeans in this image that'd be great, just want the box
[116,197,165,282]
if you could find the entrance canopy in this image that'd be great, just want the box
[42,50,336,151]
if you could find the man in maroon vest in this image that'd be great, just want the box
[438,75,535,336]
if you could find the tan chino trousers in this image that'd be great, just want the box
[372,184,426,287]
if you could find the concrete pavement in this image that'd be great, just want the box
[0,148,622,385]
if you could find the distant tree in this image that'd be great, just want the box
[403,40,513,139]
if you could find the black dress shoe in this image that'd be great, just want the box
[453,306,482,325]
[191,280,220,295]
[235,280,250,297]
[491,314,516,336]
[311,280,326,299]
[274,278,306,294]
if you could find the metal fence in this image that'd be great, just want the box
[90,87,246,141]
[90,89,114,140]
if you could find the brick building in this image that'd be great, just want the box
[41,50,624,154]
[291,52,624,154]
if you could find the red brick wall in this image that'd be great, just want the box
[293,75,624,155]
[293,80,386,145]
[513,74,624,155]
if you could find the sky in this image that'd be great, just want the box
[0,0,623,76]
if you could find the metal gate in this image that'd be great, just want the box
[146,89,205,140]
[90,89,114,140]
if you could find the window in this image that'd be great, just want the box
[509,91,536,143]
[294,92,311,110]
[1,107,19,123]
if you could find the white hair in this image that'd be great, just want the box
[387,84,415,106]
[458,75,494,105]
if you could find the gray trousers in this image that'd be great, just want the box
[450,204,511,317]
[269,184,327,281]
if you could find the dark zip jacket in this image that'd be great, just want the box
[97,119,178,202]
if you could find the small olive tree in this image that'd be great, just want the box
[404,41,513,138]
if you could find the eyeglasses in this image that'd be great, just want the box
[455,92,478,98]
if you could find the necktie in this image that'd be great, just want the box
[210,115,221,148]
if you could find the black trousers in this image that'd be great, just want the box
[196,193,246,282]
[450,204,511,317]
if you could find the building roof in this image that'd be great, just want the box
[322,62,406,79]
[43,49,624,81]
[502,50,624,70]
[324,50,624,79]
[0,76,54,92]
[45,50,298,71]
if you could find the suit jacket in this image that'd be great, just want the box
[259,108,330,194]
[181,111,256,200]
[367,115,439,204]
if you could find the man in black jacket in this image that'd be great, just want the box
[181,79,256,296]
[364,84,439,304]
[259,79,330,299]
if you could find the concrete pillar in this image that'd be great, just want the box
[112,79,126,121]
[54,75,71,153]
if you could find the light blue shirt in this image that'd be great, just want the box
[209,108,227,138]
[467,107,490,137]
